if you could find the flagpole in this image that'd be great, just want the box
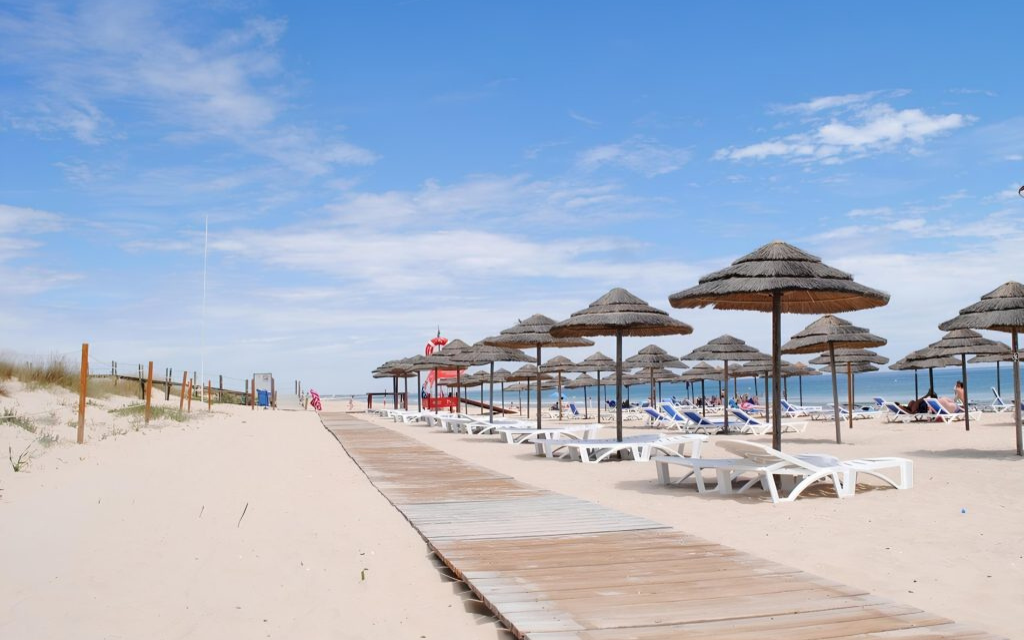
[200,215,208,402]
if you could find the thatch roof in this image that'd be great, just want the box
[679,362,724,381]
[623,344,687,370]
[780,362,823,378]
[505,364,553,382]
[575,352,616,373]
[565,373,598,389]
[939,281,1024,333]
[681,335,769,362]
[731,359,793,377]
[632,367,684,382]
[453,341,533,366]
[969,349,1014,363]
[924,329,1010,357]
[818,362,880,374]
[490,367,513,382]
[808,348,889,366]
[782,315,886,355]
[484,314,594,349]
[550,288,693,338]
[668,241,890,313]
[890,349,959,371]
[540,355,579,373]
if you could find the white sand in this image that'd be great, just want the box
[368,407,1024,639]
[0,383,505,640]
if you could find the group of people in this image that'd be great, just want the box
[899,381,964,414]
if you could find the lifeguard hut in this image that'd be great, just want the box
[253,372,275,409]
[423,331,459,411]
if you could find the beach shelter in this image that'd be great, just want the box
[782,315,887,444]
[923,329,1008,432]
[808,347,889,432]
[490,367,513,414]
[631,367,686,406]
[419,347,467,413]
[451,341,532,422]
[679,362,723,416]
[400,354,438,412]
[372,359,419,410]
[550,288,693,442]
[939,282,1024,454]
[681,336,769,434]
[730,358,792,424]
[565,373,598,417]
[484,315,593,430]
[575,352,616,423]
[623,345,688,408]
[540,355,579,420]
[670,241,890,450]
[890,348,958,398]
[780,362,821,406]
[969,348,1014,397]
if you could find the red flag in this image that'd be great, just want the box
[309,389,322,411]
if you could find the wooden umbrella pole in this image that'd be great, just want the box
[829,342,842,444]
[962,353,971,432]
[416,371,422,412]
[1012,330,1021,456]
[847,361,854,431]
[701,379,706,418]
[771,292,782,451]
[536,345,542,430]
[558,372,563,420]
[799,375,804,406]
[488,362,495,423]
[615,330,623,442]
[722,361,730,434]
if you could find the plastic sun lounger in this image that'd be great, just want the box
[659,403,715,434]
[989,387,1015,413]
[924,398,966,423]
[729,408,807,434]
[643,407,678,428]
[882,402,929,423]
[653,439,913,502]
[495,424,603,454]
[540,433,706,464]
[779,398,823,417]
[677,409,727,435]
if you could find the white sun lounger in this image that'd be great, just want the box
[495,424,603,454]
[541,433,706,464]
[653,439,912,502]
[729,408,807,434]
[882,402,929,423]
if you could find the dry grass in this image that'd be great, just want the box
[110,404,189,423]
[0,355,78,392]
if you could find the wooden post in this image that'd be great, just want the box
[187,380,193,412]
[144,361,154,425]
[179,371,188,410]
[207,381,212,411]
[138,364,144,399]
[77,343,88,444]
[271,377,276,410]
[245,379,249,406]
[219,375,223,403]
[251,375,256,409]
[165,367,171,401]
[847,362,854,431]
[113,361,117,386]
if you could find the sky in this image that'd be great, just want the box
[1,1,1022,394]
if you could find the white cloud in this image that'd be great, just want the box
[716,97,973,164]
[568,110,601,126]
[847,206,892,218]
[577,136,691,177]
[0,204,63,235]
[773,91,882,114]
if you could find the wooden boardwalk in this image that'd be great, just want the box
[320,412,1002,640]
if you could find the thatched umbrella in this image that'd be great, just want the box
[809,348,888,429]
[541,355,579,420]
[372,359,419,410]
[491,367,513,413]
[623,345,688,408]
[780,361,822,406]
[419,347,468,413]
[940,282,1024,452]
[550,288,694,442]
[730,358,792,423]
[484,315,593,430]
[924,329,1010,432]
[681,335,769,434]
[400,354,438,412]
[565,373,598,417]
[670,241,889,450]
[969,349,1014,397]
[679,362,723,416]
[452,341,532,422]
[631,366,686,407]
[782,315,886,444]
[890,348,957,398]
[576,352,615,422]
[504,363,555,421]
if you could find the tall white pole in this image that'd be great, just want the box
[200,215,208,401]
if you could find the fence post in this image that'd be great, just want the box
[271,378,276,409]
[165,367,171,401]
[245,379,249,406]
[113,361,117,386]
[186,380,193,412]
[251,375,255,410]
[218,375,223,403]
[179,371,188,411]
[144,361,154,425]
[207,381,212,411]
[77,343,88,444]
[138,364,144,399]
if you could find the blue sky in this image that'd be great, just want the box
[1,1,1022,394]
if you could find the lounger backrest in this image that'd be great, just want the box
[884,402,906,415]
[681,410,708,425]
[569,403,581,415]
[716,439,829,472]
[660,402,684,420]
[643,407,662,420]
[924,398,946,414]
[729,408,761,425]
[780,399,795,411]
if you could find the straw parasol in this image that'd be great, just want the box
[810,348,888,424]
[550,288,694,442]
[969,348,1014,397]
[681,335,769,434]
[484,315,593,430]
[399,354,437,412]
[623,345,688,408]
[490,367,513,414]
[730,358,792,423]
[565,373,598,418]
[670,241,889,450]
[372,358,418,411]
[575,352,616,423]
[940,282,1024,455]
[541,355,579,420]
[679,362,723,416]
[890,348,958,398]
[782,315,887,443]
[419,345,468,413]
[923,329,1010,432]
[505,364,554,420]
[779,361,822,406]
[453,341,533,422]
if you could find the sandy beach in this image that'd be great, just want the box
[0,384,504,640]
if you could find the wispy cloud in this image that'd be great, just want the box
[0,1,374,174]
[568,110,601,126]
[577,136,691,177]
[717,94,973,164]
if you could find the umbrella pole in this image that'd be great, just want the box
[558,372,563,420]
[479,381,484,415]
[771,292,782,451]
[489,363,495,423]
[1012,330,1021,456]
[829,343,842,445]
[457,369,463,414]
[433,368,439,414]
[722,361,730,435]
[404,376,409,410]
[701,380,706,417]
[962,353,970,432]
[997,361,1002,396]
[525,381,530,419]
[536,346,542,430]
[615,330,623,442]
[416,371,422,412]
[763,374,770,425]
[597,371,602,423]
[847,362,854,431]
[914,371,919,399]
[799,375,804,406]
[501,382,505,414]
[584,386,589,419]
[928,368,934,394]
